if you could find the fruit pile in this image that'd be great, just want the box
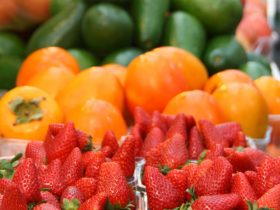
[0,109,275,210]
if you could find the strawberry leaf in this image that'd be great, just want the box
[236,146,244,152]
[62,198,80,210]
[197,150,207,164]
[246,201,272,210]
[186,187,197,202]
[106,200,134,210]
[159,164,171,175]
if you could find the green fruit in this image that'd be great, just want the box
[27,1,86,54]
[84,0,131,6]
[102,48,143,66]
[172,0,242,35]
[68,48,98,70]
[203,35,247,74]
[82,3,133,56]
[132,0,170,50]
[163,11,206,58]
[0,56,23,90]
[51,0,80,15]
[240,61,271,80]
[0,32,25,57]
[247,52,271,71]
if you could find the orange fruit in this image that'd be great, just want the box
[204,69,255,93]
[0,86,63,141]
[57,67,124,116]
[102,64,127,87]
[255,76,280,114]
[212,82,268,138]
[163,90,226,124]
[25,66,75,99]
[16,46,80,86]
[65,98,127,144]
[153,46,208,90]
[125,49,190,114]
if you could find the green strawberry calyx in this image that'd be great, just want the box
[62,198,80,210]
[246,201,272,210]
[106,200,134,210]
[0,153,22,179]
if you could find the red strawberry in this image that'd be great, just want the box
[44,122,78,163]
[97,162,131,208]
[185,115,196,130]
[25,142,46,168]
[257,184,280,209]
[199,120,221,149]
[134,106,151,136]
[245,170,258,187]
[38,159,64,196]
[144,166,183,210]
[182,163,198,188]
[165,113,187,141]
[0,179,13,194]
[0,194,2,206]
[150,111,168,134]
[141,127,165,157]
[145,147,161,168]
[159,134,188,169]
[81,151,96,168]
[191,193,242,210]
[231,172,257,210]
[188,127,204,160]
[100,146,113,158]
[79,193,107,210]
[215,122,243,146]
[13,158,41,202]
[75,177,97,200]
[166,169,188,200]
[85,152,106,179]
[130,124,144,157]
[101,130,119,155]
[233,131,247,147]
[162,114,175,128]
[1,182,27,210]
[112,135,135,178]
[192,159,214,185]
[255,157,280,196]
[243,147,269,168]
[194,157,233,196]
[62,147,83,187]
[60,186,85,209]
[33,203,60,210]
[40,191,60,209]
[205,143,225,160]
[76,129,93,152]
[44,123,64,141]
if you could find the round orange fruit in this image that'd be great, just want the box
[65,98,127,144]
[0,86,63,140]
[212,82,268,138]
[102,64,127,87]
[204,69,255,93]
[16,46,80,86]
[57,66,124,116]
[163,90,226,124]
[255,76,280,114]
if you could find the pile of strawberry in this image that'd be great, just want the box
[131,108,279,210]
[0,122,136,210]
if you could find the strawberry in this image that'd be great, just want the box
[150,111,168,134]
[188,127,204,160]
[62,147,83,187]
[159,134,188,169]
[257,184,280,209]
[231,172,257,210]
[38,159,64,196]
[162,114,175,128]
[13,158,41,202]
[100,146,114,158]
[191,193,242,210]
[0,194,2,206]
[243,148,268,168]
[199,120,221,149]
[144,166,183,210]
[141,127,165,157]
[76,129,93,152]
[81,151,96,168]
[144,147,161,168]
[215,122,243,146]
[60,186,85,209]
[25,142,46,168]
[165,113,187,141]
[101,130,119,155]
[44,123,65,142]
[40,191,60,209]
[0,179,13,194]
[97,162,131,208]
[166,169,188,200]
[134,106,152,136]
[130,124,144,157]
[182,163,198,188]
[75,177,97,200]
[233,131,247,147]
[33,203,60,210]
[194,156,233,196]
[245,170,258,188]
[205,143,225,160]
[85,152,106,179]
[112,135,135,178]
[185,115,196,130]
[192,159,214,186]
[255,157,280,196]
[78,193,107,210]
[44,122,78,163]
[1,182,27,210]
